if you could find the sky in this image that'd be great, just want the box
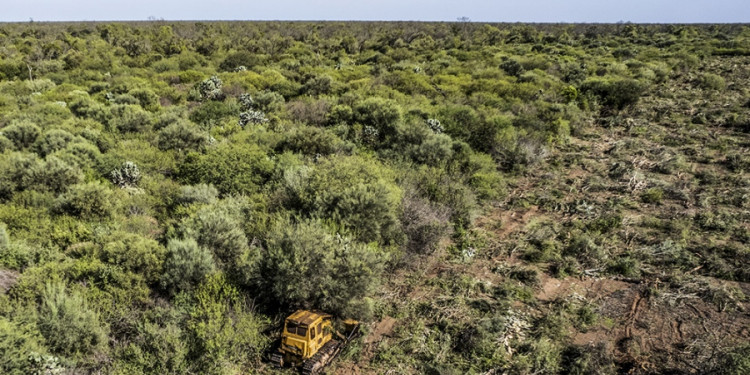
[1,0,748,23]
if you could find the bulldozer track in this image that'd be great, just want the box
[302,339,341,375]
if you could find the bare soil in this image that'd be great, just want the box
[0,269,19,293]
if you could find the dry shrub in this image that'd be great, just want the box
[401,190,452,255]
[286,99,331,127]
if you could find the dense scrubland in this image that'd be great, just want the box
[0,21,748,374]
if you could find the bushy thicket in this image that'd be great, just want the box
[0,21,747,375]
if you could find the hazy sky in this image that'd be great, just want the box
[1,0,748,23]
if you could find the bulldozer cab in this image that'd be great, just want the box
[271,310,360,373]
[280,310,333,362]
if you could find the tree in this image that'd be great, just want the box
[299,155,403,245]
[258,218,386,316]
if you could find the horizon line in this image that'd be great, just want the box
[2,19,750,25]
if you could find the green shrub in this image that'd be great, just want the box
[275,125,345,156]
[408,132,454,167]
[0,59,24,80]
[180,273,269,373]
[34,129,75,157]
[129,88,160,111]
[0,316,48,375]
[0,223,7,251]
[581,78,646,110]
[327,104,353,125]
[178,143,274,196]
[0,135,13,153]
[219,51,260,71]
[0,152,37,199]
[500,58,525,77]
[253,90,286,113]
[258,218,386,316]
[563,232,607,267]
[153,111,182,131]
[68,97,111,124]
[641,187,664,204]
[436,106,481,149]
[157,121,209,151]
[177,184,218,206]
[465,151,505,200]
[181,202,249,269]
[24,156,83,194]
[725,152,749,173]
[113,93,139,105]
[699,73,726,91]
[354,97,402,143]
[110,105,152,133]
[188,100,239,128]
[709,343,750,375]
[54,182,116,219]
[1,121,41,149]
[38,282,109,359]
[113,317,187,374]
[300,155,403,244]
[302,74,334,96]
[161,237,216,293]
[607,256,641,278]
[101,232,166,284]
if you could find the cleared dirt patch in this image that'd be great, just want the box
[544,275,750,373]
[0,269,19,293]
[364,316,397,345]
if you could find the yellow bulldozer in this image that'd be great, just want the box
[270,310,360,375]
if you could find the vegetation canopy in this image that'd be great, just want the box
[0,21,748,375]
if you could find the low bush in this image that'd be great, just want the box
[641,187,664,204]
[401,192,452,254]
[110,105,152,133]
[0,315,48,375]
[34,129,75,156]
[581,78,646,110]
[54,182,116,219]
[38,282,109,359]
[1,121,41,149]
[157,121,209,151]
[178,143,274,196]
[699,73,726,91]
[160,237,216,294]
